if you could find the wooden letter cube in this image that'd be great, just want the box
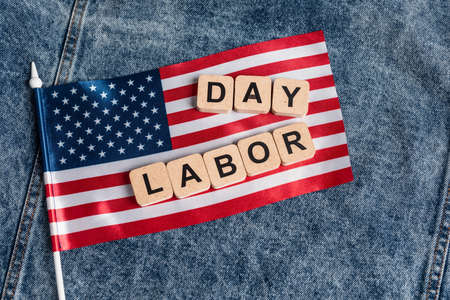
[129,162,173,206]
[196,74,234,113]
[272,122,315,166]
[237,132,281,176]
[203,144,247,189]
[167,153,211,198]
[272,78,310,117]
[234,75,272,114]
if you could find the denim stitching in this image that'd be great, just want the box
[0,152,40,300]
[64,0,88,83]
[55,0,79,85]
[426,185,450,300]
[1,0,89,298]
[435,212,450,299]
[8,177,42,298]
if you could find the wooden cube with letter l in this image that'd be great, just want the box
[129,162,174,206]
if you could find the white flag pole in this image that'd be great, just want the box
[53,251,66,300]
[29,62,66,300]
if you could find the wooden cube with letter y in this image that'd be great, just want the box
[272,78,309,117]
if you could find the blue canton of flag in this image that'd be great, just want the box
[36,69,172,172]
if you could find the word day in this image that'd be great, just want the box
[130,122,316,206]
[196,75,310,117]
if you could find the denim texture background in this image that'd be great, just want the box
[0,0,449,299]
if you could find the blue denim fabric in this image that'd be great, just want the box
[1,0,449,299]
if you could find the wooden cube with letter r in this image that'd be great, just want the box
[272,122,315,165]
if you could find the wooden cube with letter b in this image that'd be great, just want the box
[167,153,211,198]
[196,74,234,113]
[129,162,174,206]
[203,144,247,189]
[272,122,315,165]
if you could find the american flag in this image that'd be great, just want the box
[35,30,353,252]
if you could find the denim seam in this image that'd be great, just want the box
[64,0,88,83]
[425,184,450,300]
[54,0,89,85]
[8,175,42,298]
[0,0,88,298]
[54,0,78,85]
[0,152,42,300]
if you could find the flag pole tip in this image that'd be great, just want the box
[29,61,43,88]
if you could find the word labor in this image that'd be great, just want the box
[196,75,310,117]
[129,122,315,206]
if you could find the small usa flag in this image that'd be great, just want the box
[35,30,353,253]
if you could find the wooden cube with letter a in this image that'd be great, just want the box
[203,144,247,189]
[234,75,272,114]
[272,78,309,117]
[196,74,234,113]
[129,162,173,206]
[237,132,281,176]
[272,122,315,165]
[167,153,211,198]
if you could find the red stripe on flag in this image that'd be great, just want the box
[308,97,340,115]
[309,120,345,137]
[170,108,343,150]
[171,114,291,149]
[167,109,216,126]
[167,97,340,126]
[159,31,325,79]
[227,53,330,78]
[48,144,349,223]
[46,171,130,198]
[51,166,353,251]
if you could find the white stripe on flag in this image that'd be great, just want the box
[49,156,350,236]
[169,109,341,137]
[161,42,328,90]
